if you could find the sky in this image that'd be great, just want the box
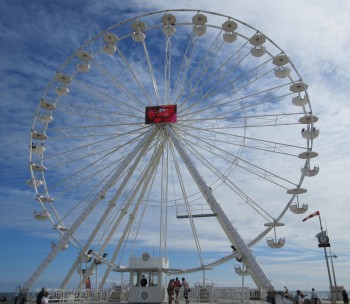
[1,0,350,296]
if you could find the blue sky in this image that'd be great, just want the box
[1,0,350,295]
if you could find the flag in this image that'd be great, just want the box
[302,211,320,222]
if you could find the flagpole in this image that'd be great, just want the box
[303,211,336,304]
[318,214,335,304]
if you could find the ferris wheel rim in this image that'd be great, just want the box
[26,9,318,290]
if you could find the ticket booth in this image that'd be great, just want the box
[128,252,169,303]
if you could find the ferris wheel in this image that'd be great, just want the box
[26,9,319,291]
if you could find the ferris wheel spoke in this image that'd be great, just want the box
[172,27,227,106]
[164,35,172,103]
[179,108,303,129]
[175,32,225,108]
[48,163,127,228]
[168,142,205,265]
[185,36,250,102]
[179,114,302,130]
[53,125,147,142]
[44,133,140,177]
[178,50,252,113]
[49,123,146,150]
[180,81,294,122]
[174,130,283,221]
[43,129,151,214]
[174,123,306,156]
[140,39,162,105]
[171,120,306,220]
[92,60,147,108]
[44,126,147,163]
[179,82,295,121]
[114,47,155,105]
[170,128,266,218]
[171,33,198,104]
[176,42,254,114]
[71,79,146,118]
[234,64,280,93]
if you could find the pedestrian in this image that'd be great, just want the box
[342,289,349,304]
[36,288,45,304]
[173,277,181,303]
[140,275,147,287]
[167,279,174,304]
[299,293,305,304]
[311,288,320,304]
[294,290,301,304]
[284,287,289,298]
[267,290,274,303]
[40,291,49,304]
[181,277,190,304]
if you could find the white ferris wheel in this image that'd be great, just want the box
[26,9,319,291]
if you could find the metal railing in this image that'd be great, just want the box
[18,286,265,303]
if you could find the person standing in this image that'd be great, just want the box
[181,277,190,304]
[311,288,319,304]
[167,279,174,304]
[342,289,349,304]
[36,288,45,304]
[294,290,301,304]
[140,275,147,287]
[173,277,181,303]
[40,291,49,304]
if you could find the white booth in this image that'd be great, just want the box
[127,252,169,303]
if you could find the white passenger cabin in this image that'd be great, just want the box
[128,252,169,304]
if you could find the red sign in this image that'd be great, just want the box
[145,105,177,124]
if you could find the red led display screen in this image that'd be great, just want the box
[145,105,177,124]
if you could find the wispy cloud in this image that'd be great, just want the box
[1,0,349,294]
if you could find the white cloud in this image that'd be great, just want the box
[1,0,349,294]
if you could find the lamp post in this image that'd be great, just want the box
[315,216,335,304]
[303,212,336,304]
